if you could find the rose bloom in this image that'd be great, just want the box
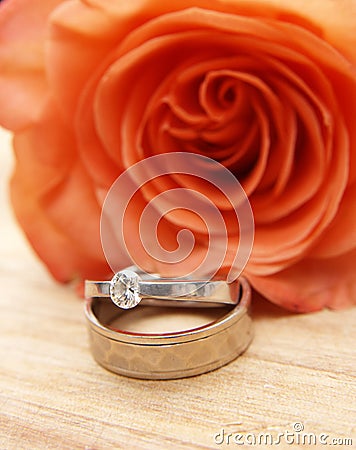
[1,0,356,312]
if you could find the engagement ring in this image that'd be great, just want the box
[85,266,240,309]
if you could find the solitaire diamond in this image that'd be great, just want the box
[110,270,141,309]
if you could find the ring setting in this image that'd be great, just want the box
[110,269,141,309]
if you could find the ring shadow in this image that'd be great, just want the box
[251,289,295,321]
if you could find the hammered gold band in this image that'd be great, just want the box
[85,277,252,379]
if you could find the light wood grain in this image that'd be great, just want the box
[0,127,355,450]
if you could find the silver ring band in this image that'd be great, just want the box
[85,266,240,309]
[85,277,252,379]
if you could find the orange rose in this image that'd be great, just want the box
[1,0,356,311]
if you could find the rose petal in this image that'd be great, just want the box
[311,182,356,258]
[47,0,126,120]
[249,247,356,312]
[248,129,348,275]
[0,0,63,130]
[48,0,202,121]
[75,80,123,189]
[10,99,109,281]
[47,0,356,120]
[256,0,356,64]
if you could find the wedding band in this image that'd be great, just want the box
[85,277,252,379]
[85,266,240,309]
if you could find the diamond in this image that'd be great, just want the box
[110,270,141,309]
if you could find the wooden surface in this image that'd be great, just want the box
[0,127,355,450]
